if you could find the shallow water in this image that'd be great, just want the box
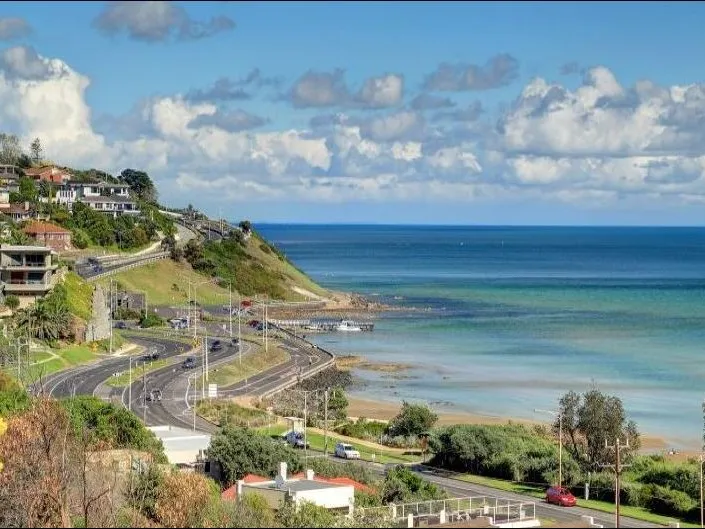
[256,224,705,448]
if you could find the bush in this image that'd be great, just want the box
[336,418,387,442]
[71,228,90,249]
[307,457,377,486]
[386,401,438,438]
[140,312,164,328]
[4,295,19,310]
[641,484,697,518]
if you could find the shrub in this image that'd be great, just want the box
[336,418,387,442]
[4,295,19,310]
[140,312,164,328]
[386,401,438,438]
[71,228,90,249]
[641,484,697,518]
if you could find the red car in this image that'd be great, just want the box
[546,487,577,507]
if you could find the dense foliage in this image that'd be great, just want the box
[62,396,167,461]
[386,401,438,438]
[380,465,446,504]
[207,426,302,485]
[14,282,73,341]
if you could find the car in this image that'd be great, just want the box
[231,337,239,346]
[545,487,577,507]
[335,443,360,460]
[210,340,223,351]
[146,389,162,402]
[114,321,127,329]
[286,431,310,449]
[182,357,196,369]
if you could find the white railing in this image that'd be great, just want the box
[85,251,169,282]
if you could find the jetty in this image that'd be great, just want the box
[269,319,374,332]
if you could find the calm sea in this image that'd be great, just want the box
[255,224,705,448]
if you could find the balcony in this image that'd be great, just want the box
[0,261,57,271]
[4,279,52,293]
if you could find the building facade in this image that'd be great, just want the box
[0,244,58,299]
[53,181,139,217]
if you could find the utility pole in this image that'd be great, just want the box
[303,391,308,465]
[238,294,242,366]
[229,282,233,340]
[264,296,268,354]
[128,355,132,412]
[324,388,329,457]
[109,279,114,355]
[142,362,146,423]
[201,337,206,399]
[600,438,631,528]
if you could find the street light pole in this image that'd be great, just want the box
[228,282,233,340]
[535,408,562,489]
[128,355,132,412]
[109,279,114,355]
[238,294,242,367]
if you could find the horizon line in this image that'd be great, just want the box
[235,222,705,229]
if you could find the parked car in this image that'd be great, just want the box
[231,337,239,346]
[114,321,127,329]
[335,443,361,460]
[210,340,223,351]
[286,431,310,449]
[182,357,196,369]
[545,487,577,507]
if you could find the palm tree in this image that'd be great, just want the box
[14,293,71,341]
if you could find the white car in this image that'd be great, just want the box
[335,442,361,460]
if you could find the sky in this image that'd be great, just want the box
[1,1,705,225]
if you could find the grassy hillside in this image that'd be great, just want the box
[63,271,94,321]
[189,229,329,301]
[98,259,230,306]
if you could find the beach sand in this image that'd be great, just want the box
[347,396,670,454]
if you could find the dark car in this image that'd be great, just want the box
[182,357,196,369]
[114,321,127,329]
[146,389,163,402]
[545,487,577,507]
[231,337,239,346]
[210,340,223,351]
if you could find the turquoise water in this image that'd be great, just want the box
[256,225,705,448]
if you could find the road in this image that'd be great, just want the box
[32,326,662,528]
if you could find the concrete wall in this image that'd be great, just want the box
[294,485,354,509]
[86,285,111,342]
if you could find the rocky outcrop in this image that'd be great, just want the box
[85,285,110,342]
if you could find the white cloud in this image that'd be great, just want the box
[1,47,705,212]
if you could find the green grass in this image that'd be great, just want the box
[63,271,94,321]
[259,424,420,465]
[19,344,101,382]
[456,474,698,527]
[207,340,289,388]
[196,400,270,427]
[122,328,196,347]
[97,259,230,306]
[107,358,171,387]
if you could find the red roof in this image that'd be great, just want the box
[221,474,269,500]
[289,472,375,494]
[23,220,71,235]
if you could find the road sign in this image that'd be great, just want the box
[208,383,218,399]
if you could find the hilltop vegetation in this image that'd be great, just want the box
[184,229,328,301]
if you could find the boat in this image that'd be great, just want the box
[305,323,323,331]
[336,320,362,332]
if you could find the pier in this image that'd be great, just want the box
[269,319,374,332]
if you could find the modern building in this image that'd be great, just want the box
[22,221,72,252]
[227,462,355,513]
[0,244,58,298]
[53,181,139,217]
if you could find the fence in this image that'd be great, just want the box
[358,496,536,526]
[85,251,170,282]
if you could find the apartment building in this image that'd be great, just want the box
[0,244,58,298]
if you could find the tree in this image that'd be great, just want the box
[277,500,336,528]
[154,472,218,528]
[557,388,641,472]
[380,465,446,504]
[30,137,43,165]
[0,133,21,166]
[16,176,38,204]
[14,283,73,341]
[120,168,157,203]
[239,220,252,233]
[207,426,302,484]
[386,401,438,438]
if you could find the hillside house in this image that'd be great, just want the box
[0,244,58,300]
[23,166,72,185]
[7,202,35,222]
[53,181,139,217]
[22,221,72,251]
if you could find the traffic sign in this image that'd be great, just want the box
[208,383,218,398]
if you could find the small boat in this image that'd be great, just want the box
[305,323,323,331]
[336,320,362,332]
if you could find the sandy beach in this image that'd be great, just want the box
[347,396,674,455]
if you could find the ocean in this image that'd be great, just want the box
[255,224,705,449]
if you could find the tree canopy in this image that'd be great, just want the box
[386,401,438,438]
[120,168,157,203]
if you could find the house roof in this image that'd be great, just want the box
[288,472,375,494]
[7,204,33,214]
[23,220,71,235]
[221,474,269,500]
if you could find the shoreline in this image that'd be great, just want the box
[346,395,691,457]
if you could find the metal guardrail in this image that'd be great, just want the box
[257,322,336,399]
[85,251,169,282]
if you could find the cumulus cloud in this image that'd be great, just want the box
[423,54,519,91]
[93,1,235,42]
[0,18,32,41]
[285,69,404,109]
[3,45,705,211]
[188,108,268,132]
[410,93,456,111]
[185,68,282,103]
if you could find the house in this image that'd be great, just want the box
[22,221,72,252]
[0,187,10,212]
[147,425,212,466]
[226,462,355,513]
[0,244,58,299]
[23,166,72,185]
[7,202,35,222]
[0,167,20,193]
[53,181,139,217]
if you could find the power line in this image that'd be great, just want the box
[599,438,631,529]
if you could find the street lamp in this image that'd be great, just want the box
[535,408,563,489]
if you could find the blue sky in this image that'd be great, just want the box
[1,1,704,225]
